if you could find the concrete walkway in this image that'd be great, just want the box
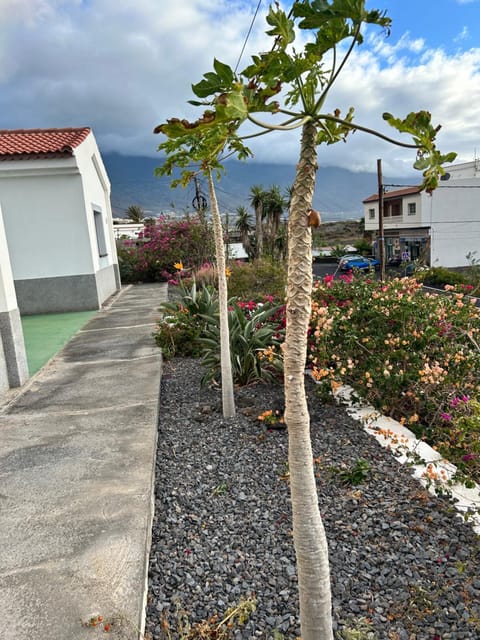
[0,283,167,640]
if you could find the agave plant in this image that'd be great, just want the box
[153,282,218,358]
[200,300,284,386]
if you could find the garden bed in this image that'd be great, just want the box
[145,358,480,640]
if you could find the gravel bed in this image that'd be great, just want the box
[145,358,480,640]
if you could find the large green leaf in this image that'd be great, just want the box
[192,59,236,98]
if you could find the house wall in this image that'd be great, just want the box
[0,132,120,314]
[74,134,120,301]
[428,179,480,268]
[364,192,424,231]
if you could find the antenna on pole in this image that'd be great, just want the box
[192,175,208,222]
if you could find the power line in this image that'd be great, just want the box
[234,0,263,73]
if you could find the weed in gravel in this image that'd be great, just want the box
[329,458,371,486]
[158,597,256,639]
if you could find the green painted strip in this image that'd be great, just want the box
[21,311,97,375]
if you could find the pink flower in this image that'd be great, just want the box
[462,453,477,462]
[339,272,353,284]
[441,412,452,421]
[324,274,334,288]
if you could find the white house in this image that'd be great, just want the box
[363,160,480,267]
[0,127,120,314]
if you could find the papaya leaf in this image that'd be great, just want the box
[265,5,295,47]
[213,58,235,84]
[293,0,390,30]
[192,60,236,99]
[214,87,249,123]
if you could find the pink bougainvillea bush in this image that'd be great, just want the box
[117,216,215,283]
[308,275,480,483]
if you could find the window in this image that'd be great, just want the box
[391,202,401,217]
[93,209,108,257]
[368,208,375,220]
[408,202,416,215]
[384,199,402,217]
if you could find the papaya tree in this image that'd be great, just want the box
[154,2,456,637]
[153,121,248,418]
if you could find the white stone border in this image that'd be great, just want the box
[332,384,480,535]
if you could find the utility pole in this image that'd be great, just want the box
[377,159,385,281]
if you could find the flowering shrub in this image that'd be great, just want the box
[117,216,214,283]
[308,276,480,483]
[435,396,480,485]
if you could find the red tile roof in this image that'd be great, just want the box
[363,186,421,203]
[0,127,91,160]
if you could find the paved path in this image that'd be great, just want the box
[0,283,167,640]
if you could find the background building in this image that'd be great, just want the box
[364,160,480,267]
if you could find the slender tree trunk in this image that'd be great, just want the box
[207,170,236,418]
[284,120,333,639]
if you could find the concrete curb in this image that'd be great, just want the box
[334,384,480,536]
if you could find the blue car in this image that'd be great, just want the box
[340,257,380,271]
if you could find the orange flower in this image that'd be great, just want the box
[173,261,184,271]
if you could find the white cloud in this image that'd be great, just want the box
[454,26,470,42]
[0,0,478,179]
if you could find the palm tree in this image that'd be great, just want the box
[249,185,265,259]
[264,185,286,258]
[235,206,253,257]
[125,204,145,223]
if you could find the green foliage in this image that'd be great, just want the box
[200,301,284,386]
[383,111,457,191]
[330,245,348,258]
[353,238,371,255]
[154,1,455,198]
[338,616,378,639]
[227,260,287,301]
[309,275,480,483]
[416,267,469,289]
[331,459,371,486]
[153,283,218,359]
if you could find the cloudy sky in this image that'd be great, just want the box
[1,0,479,175]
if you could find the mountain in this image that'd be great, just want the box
[103,152,415,222]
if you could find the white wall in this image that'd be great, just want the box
[429,179,480,267]
[74,133,119,274]
[0,161,94,279]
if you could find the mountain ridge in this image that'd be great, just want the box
[103,152,416,221]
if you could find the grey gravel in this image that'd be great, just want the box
[146,358,480,640]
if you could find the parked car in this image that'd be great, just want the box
[337,254,363,269]
[340,256,380,271]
